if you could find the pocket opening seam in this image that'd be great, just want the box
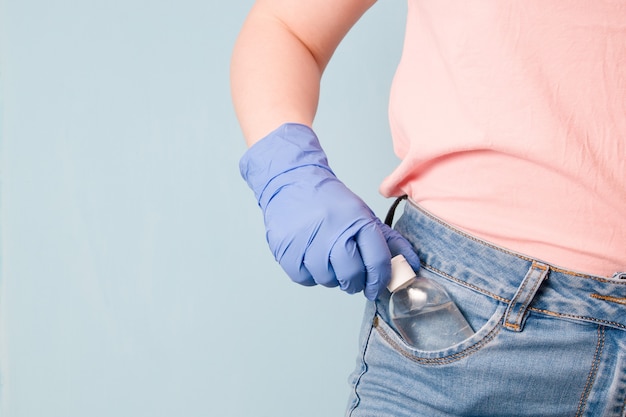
[422,264,511,305]
[373,312,505,366]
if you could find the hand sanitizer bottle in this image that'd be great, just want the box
[388,255,474,350]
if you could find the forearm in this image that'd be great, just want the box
[230,8,322,145]
[230,0,375,146]
[232,0,420,299]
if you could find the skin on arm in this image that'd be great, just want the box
[230,0,377,145]
[232,0,422,298]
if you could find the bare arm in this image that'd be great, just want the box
[232,0,421,299]
[230,0,376,145]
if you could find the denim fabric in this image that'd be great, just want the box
[346,201,626,417]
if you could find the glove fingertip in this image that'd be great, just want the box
[379,223,421,272]
[363,282,384,301]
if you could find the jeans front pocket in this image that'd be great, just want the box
[373,266,507,364]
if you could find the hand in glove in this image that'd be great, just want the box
[239,123,420,300]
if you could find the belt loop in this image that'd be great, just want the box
[504,261,550,332]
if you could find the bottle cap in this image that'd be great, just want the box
[387,255,417,292]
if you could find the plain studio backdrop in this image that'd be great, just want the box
[0,0,406,415]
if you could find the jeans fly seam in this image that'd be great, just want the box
[620,378,626,417]
[616,352,626,417]
[576,325,604,417]
[374,314,503,366]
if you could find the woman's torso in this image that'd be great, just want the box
[381,0,626,276]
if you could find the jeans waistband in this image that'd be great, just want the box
[394,200,626,331]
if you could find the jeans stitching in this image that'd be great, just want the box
[411,202,536,262]
[411,202,626,284]
[427,258,626,330]
[527,306,626,330]
[504,269,532,329]
[506,264,547,330]
[575,326,605,417]
[423,264,510,304]
[620,382,626,417]
[590,294,626,306]
[373,314,504,365]
[615,346,626,417]
[380,263,505,364]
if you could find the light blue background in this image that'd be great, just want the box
[0,1,406,415]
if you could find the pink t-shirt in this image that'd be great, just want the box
[380,0,626,277]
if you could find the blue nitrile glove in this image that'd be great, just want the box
[239,123,420,300]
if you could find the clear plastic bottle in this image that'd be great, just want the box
[388,255,474,350]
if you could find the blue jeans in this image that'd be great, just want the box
[346,201,626,417]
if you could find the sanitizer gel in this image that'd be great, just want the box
[388,255,474,350]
